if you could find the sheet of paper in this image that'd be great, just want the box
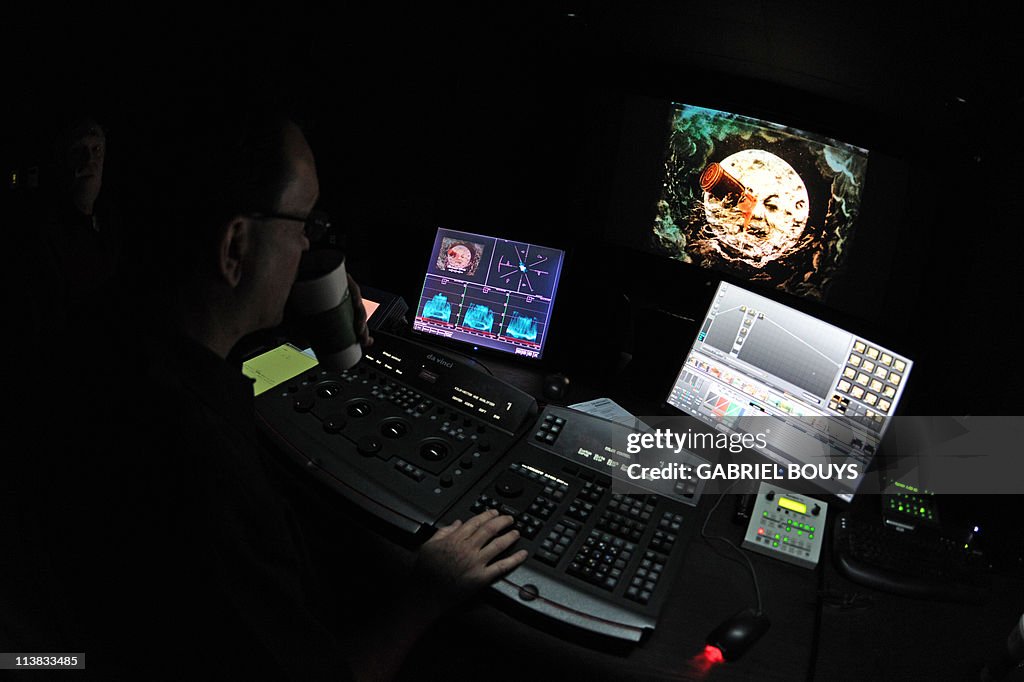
[242,343,319,396]
[568,397,652,432]
[362,296,381,320]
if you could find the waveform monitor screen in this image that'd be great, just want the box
[412,228,565,360]
[666,281,912,499]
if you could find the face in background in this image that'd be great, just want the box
[241,121,318,332]
[65,119,106,214]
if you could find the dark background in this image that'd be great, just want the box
[4,3,1020,415]
[2,5,1022,679]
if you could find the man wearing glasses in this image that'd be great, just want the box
[22,108,527,681]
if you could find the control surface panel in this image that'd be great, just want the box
[742,481,828,569]
[255,331,537,534]
[442,405,706,641]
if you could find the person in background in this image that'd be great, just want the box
[24,115,121,341]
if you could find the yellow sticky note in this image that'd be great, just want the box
[242,343,319,396]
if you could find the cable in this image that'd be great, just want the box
[700,481,763,615]
[805,538,828,682]
[444,349,494,376]
[392,327,495,376]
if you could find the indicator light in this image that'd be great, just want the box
[703,645,724,664]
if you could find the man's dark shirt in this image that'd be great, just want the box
[16,298,354,680]
[41,201,121,297]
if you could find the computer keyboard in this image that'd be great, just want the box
[832,512,991,603]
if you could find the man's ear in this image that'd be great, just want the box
[218,216,252,288]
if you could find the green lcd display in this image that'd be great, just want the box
[778,497,808,515]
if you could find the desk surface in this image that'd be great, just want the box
[400,500,822,681]
[288,465,820,681]
[275,337,1024,682]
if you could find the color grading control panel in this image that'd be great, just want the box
[440,406,704,641]
[254,331,538,535]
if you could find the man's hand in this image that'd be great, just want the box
[347,273,373,348]
[347,511,526,681]
[412,509,528,616]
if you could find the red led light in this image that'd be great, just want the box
[757,527,764,535]
[704,645,724,664]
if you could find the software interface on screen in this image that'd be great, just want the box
[650,103,869,303]
[667,282,912,497]
[412,228,565,360]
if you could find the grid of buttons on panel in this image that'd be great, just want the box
[829,341,908,431]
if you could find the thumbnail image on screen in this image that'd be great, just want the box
[413,228,565,360]
[666,281,911,499]
[652,103,869,302]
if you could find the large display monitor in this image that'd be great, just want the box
[601,95,911,325]
[651,102,869,302]
[666,281,912,499]
[412,228,565,360]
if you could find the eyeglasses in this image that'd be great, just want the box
[249,209,331,242]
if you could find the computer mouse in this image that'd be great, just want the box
[541,373,570,401]
[706,608,770,660]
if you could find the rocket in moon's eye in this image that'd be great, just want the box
[701,162,759,231]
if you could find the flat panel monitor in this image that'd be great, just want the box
[666,281,912,500]
[412,228,565,360]
[649,102,869,303]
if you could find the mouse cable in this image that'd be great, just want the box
[700,481,763,615]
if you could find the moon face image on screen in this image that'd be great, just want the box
[702,149,809,267]
[446,244,473,271]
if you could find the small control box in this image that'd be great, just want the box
[742,482,828,569]
[880,479,940,531]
